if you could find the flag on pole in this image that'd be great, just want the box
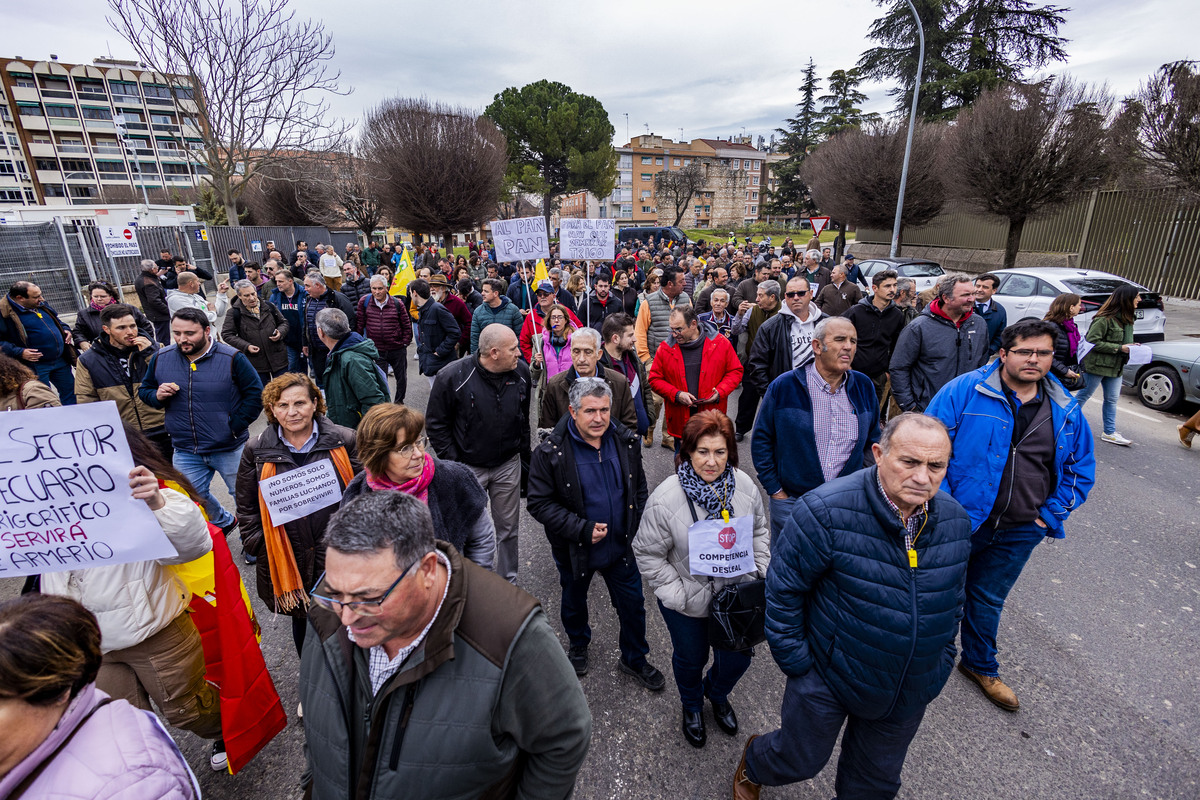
[534,258,549,285]
[390,248,416,297]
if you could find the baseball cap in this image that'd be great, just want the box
[536,280,554,295]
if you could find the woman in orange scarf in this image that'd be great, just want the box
[235,373,360,656]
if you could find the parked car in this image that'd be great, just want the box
[856,257,946,293]
[1121,340,1200,411]
[990,268,1166,343]
[616,226,688,248]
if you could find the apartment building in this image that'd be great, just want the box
[0,55,205,207]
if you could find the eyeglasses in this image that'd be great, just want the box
[392,435,429,459]
[1008,349,1054,359]
[785,290,809,298]
[309,553,428,617]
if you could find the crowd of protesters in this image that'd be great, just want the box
[6,225,1164,800]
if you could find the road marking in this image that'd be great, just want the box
[1115,405,1165,423]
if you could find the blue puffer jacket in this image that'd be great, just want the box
[925,360,1095,538]
[766,467,972,720]
[751,361,879,497]
[139,341,263,454]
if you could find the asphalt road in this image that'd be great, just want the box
[4,300,1199,799]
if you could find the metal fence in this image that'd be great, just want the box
[856,187,1200,299]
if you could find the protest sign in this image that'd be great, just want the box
[259,459,343,526]
[490,216,549,262]
[559,218,616,260]
[0,402,176,578]
[687,515,756,577]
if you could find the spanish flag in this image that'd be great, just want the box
[390,247,416,297]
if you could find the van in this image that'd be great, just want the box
[616,226,688,248]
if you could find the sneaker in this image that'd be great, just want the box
[619,659,666,691]
[1180,425,1195,449]
[243,551,257,565]
[210,739,228,772]
[1101,432,1132,446]
[567,645,588,677]
[219,516,240,537]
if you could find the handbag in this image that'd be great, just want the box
[684,496,767,652]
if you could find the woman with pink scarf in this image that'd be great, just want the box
[72,281,155,351]
[340,403,496,570]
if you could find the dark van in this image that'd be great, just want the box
[617,226,688,248]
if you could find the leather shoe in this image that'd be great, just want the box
[643,433,654,448]
[567,646,588,677]
[219,516,239,538]
[958,662,1019,711]
[619,659,665,691]
[682,708,706,748]
[661,434,675,450]
[732,734,761,799]
[734,432,745,443]
[707,694,738,736]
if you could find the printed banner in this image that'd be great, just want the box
[687,514,756,577]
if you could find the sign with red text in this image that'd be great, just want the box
[687,514,755,577]
[559,218,616,260]
[0,402,174,577]
[100,225,142,258]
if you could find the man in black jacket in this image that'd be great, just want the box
[842,269,905,403]
[410,278,461,382]
[136,258,172,344]
[527,377,664,690]
[427,323,530,583]
[301,272,357,389]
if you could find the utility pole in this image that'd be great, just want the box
[890,0,925,258]
[113,114,150,207]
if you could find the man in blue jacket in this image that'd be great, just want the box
[925,319,1094,712]
[139,307,263,541]
[733,413,971,800]
[752,317,879,539]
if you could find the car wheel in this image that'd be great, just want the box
[1137,365,1184,412]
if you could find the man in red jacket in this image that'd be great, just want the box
[648,305,743,450]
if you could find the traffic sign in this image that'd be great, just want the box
[99,226,141,258]
[808,216,831,236]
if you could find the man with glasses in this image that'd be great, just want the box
[926,320,1094,713]
[302,490,591,799]
[746,276,823,420]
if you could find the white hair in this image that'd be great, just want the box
[805,249,822,260]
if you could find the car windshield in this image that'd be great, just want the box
[900,262,943,278]
[1064,278,1137,294]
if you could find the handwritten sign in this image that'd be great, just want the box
[490,216,549,263]
[687,514,756,577]
[559,219,616,261]
[0,402,176,578]
[259,459,343,526]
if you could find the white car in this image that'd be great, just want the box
[856,257,946,293]
[989,268,1166,343]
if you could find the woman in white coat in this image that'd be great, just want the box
[634,410,769,749]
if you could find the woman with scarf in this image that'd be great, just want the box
[341,403,495,570]
[1044,292,1085,390]
[532,303,577,387]
[634,410,769,749]
[72,281,154,351]
[235,373,360,655]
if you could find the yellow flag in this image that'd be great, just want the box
[390,248,416,297]
[534,258,549,285]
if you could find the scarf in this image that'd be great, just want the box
[1064,318,1080,358]
[89,300,111,312]
[676,461,736,520]
[364,453,436,503]
[257,445,355,612]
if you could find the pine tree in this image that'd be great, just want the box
[766,60,822,217]
[954,0,1068,107]
[816,69,884,137]
[858,0,963,120]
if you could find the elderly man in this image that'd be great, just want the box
[135,259,172,344]
[894,277,920,324]
[167,271,228,326]
[528,377,664,690]
[548,267,577,313]
[301,490,591,799]
[221,279,289,387]
[427,324,531,583]
[315,307,389,428]
[815,264,864,317]
[752,318,879,538]
[540,326,637,430]
[301,272,357,388]
[733,414,972,800]
[926,320,1095,712]
[800,249,832,297]
[0,281,77,403]
[731,278,783,440]
[356,274,412,403]
[698,286,736,347]
[889,273,990,413]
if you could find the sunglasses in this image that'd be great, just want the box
[785,290,809,298]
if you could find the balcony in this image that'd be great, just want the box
[63,171,95,182]
[99,173,130,183]
[77,90,108,102]
[36,169,62,182]
[158,149,187,160]
[27,142,55,157]
[48,118,82,130]
[151,124,180,132]
[145,97,174,106]
[124,121,148,131]
[163,174,194,183]
[40,89,73,100]
[11,86,40,103]
[19,116,48,131]
[110,94,141,105]
[92,146,124,155]
[84,119,115,131]
[56,144,89,154]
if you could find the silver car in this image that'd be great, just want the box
[1121,340,1200,412]
[990,268,1166,343]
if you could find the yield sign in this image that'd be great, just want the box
[808,216,831,236]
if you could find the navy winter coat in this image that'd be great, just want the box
[766,467,972,720]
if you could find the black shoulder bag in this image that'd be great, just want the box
[684,496,767,652]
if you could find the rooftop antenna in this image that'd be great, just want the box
[644,123,650,134]
[679,127,684,142]
[623,112,629,143]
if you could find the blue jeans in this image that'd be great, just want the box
[658,600,753,712]
[35,359,76,405]
[746,668,926,798]
[172,447,243,529]
[552,553,650,669]
[285,344,307,374]
[959,521,1047,677]
[1073,373,1121,435]
[769,495,797,542]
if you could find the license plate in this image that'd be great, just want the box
[1134,309,1144,319]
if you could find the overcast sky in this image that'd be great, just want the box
[10,0,1198,146]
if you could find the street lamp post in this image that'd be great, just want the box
[890,0,926,258]
[113,115,151,207]
[62,171,104,204]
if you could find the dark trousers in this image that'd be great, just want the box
[658,600,753,712]
[255,368,286,388]
[734,382,760,435]
[285,344,307,374]
[308,345,328,389]
[35,359,75,405]
[151,318,172,346]
[747,668,926,799]
[146,429,174,462]
[375,348,408,403]
[292,615,307,658]
[552,553,650,669]
[960,521,1046,677]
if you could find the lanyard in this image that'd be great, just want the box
[903,513,929,569]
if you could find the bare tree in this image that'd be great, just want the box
[107,0,350,226]
[326,152,386,239]
[1127,62,1200,202]
[361,98,507,245]
[944,78,1113,268]
[654,163,707,226]
[800,123,945,250]
[240,159,330,227]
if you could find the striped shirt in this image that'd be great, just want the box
[807,362,858,482]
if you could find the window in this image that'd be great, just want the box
[81,106,112,120]
[743,160,751,169]
[143,84,174,99]
[673,158,680,166]
[752,176,759,186]
[150,113,175,125]
[0,162,14,175]
[0,189,25,201]
[683,159,691,166]
[171,85,195,100]
[641,156,652,164]
[95,161,126,174]
[109,81,139,97]
[753,160,761,169]
[694,205,702,214]
[642,205,652,213]
[619,155,632,168]
[640,190,651,199]
[162,163,190,174]
[11,76,35,89]
[750,205,758,214]
[655,157,663,165]
[45,105,78,118]
[996,274,1037,297]
[641,173,652,181]
[34,158,59,171]
[704,205,711,214]
[18,104,43,116]
[60,159,91,172]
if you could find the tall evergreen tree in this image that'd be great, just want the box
[955,0,1068,107]
[766,60,821,217]
[816,68,883,137]
[858,0,963,120]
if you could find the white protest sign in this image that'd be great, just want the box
[688,515,756,577]
[559,218,616,260]
[490,216,550,263]
[99,225,141,258]
[0,402,176,578]
[259,459,343,526]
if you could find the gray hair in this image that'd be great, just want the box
[936,273,974,300]
[304,271,326,287]
[549,267,564,280]
[805,249,822,261]
[370,274,388,287]
[895,277,916,295]
[315,307,351,339]
[325,491,434,570]
[570,326,602,351]
[711,287,730,301]
[141,259,157,272]
[879,412,949,454]
[233,279,256,294]
[813,316,855,345]
[568,376,612,410]
[758,279,782,300]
